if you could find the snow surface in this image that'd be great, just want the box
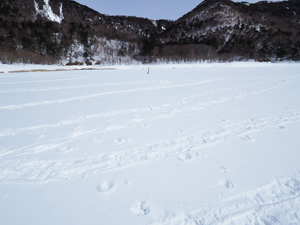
[34,0,64,23]
[0,62,300,225]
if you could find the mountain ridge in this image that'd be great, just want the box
[0,0,299,64]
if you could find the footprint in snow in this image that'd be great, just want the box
[57,146,74,153]
[177,152,194,162]
[37,134,47,140]
[130,201,150,216]
[241,135,255,141]
[159,80,170,84]
[112,138,130,144]
[97,181,118,194]
[90,137,102,143]
[221,119,229,123]
[2,194,8,199]
[277,125,287,130]
[176,129,185,133]
[139,124,149,129]
[219,179,235,189]
[221,165,229,175]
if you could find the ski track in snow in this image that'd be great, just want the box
[0,80,159,94]
[0,78,228,110]
[0,72,299,183]
[0,76,89,85]
[150,173,300,225]
[0,111,299,183]
[1,65,300,225]
[0,77,295,138]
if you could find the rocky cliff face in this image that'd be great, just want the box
[0,0,299,64]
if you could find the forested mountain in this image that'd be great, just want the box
[0,0,299,64]
[156,0,300,61]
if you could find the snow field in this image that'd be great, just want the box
[0,63,300,225]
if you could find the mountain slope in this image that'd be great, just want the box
[156,0,300,61]
[0,0,165,64]
[0,0,299,64]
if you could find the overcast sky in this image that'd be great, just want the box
[75,0,284,20]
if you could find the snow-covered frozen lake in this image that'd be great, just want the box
[1,63,300,225]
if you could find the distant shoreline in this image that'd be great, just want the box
[0,67,116,74]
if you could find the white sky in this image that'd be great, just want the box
[74,0,284,20]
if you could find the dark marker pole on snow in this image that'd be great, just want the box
[147,67,150,75]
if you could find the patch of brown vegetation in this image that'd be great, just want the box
[7,68,116,73]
